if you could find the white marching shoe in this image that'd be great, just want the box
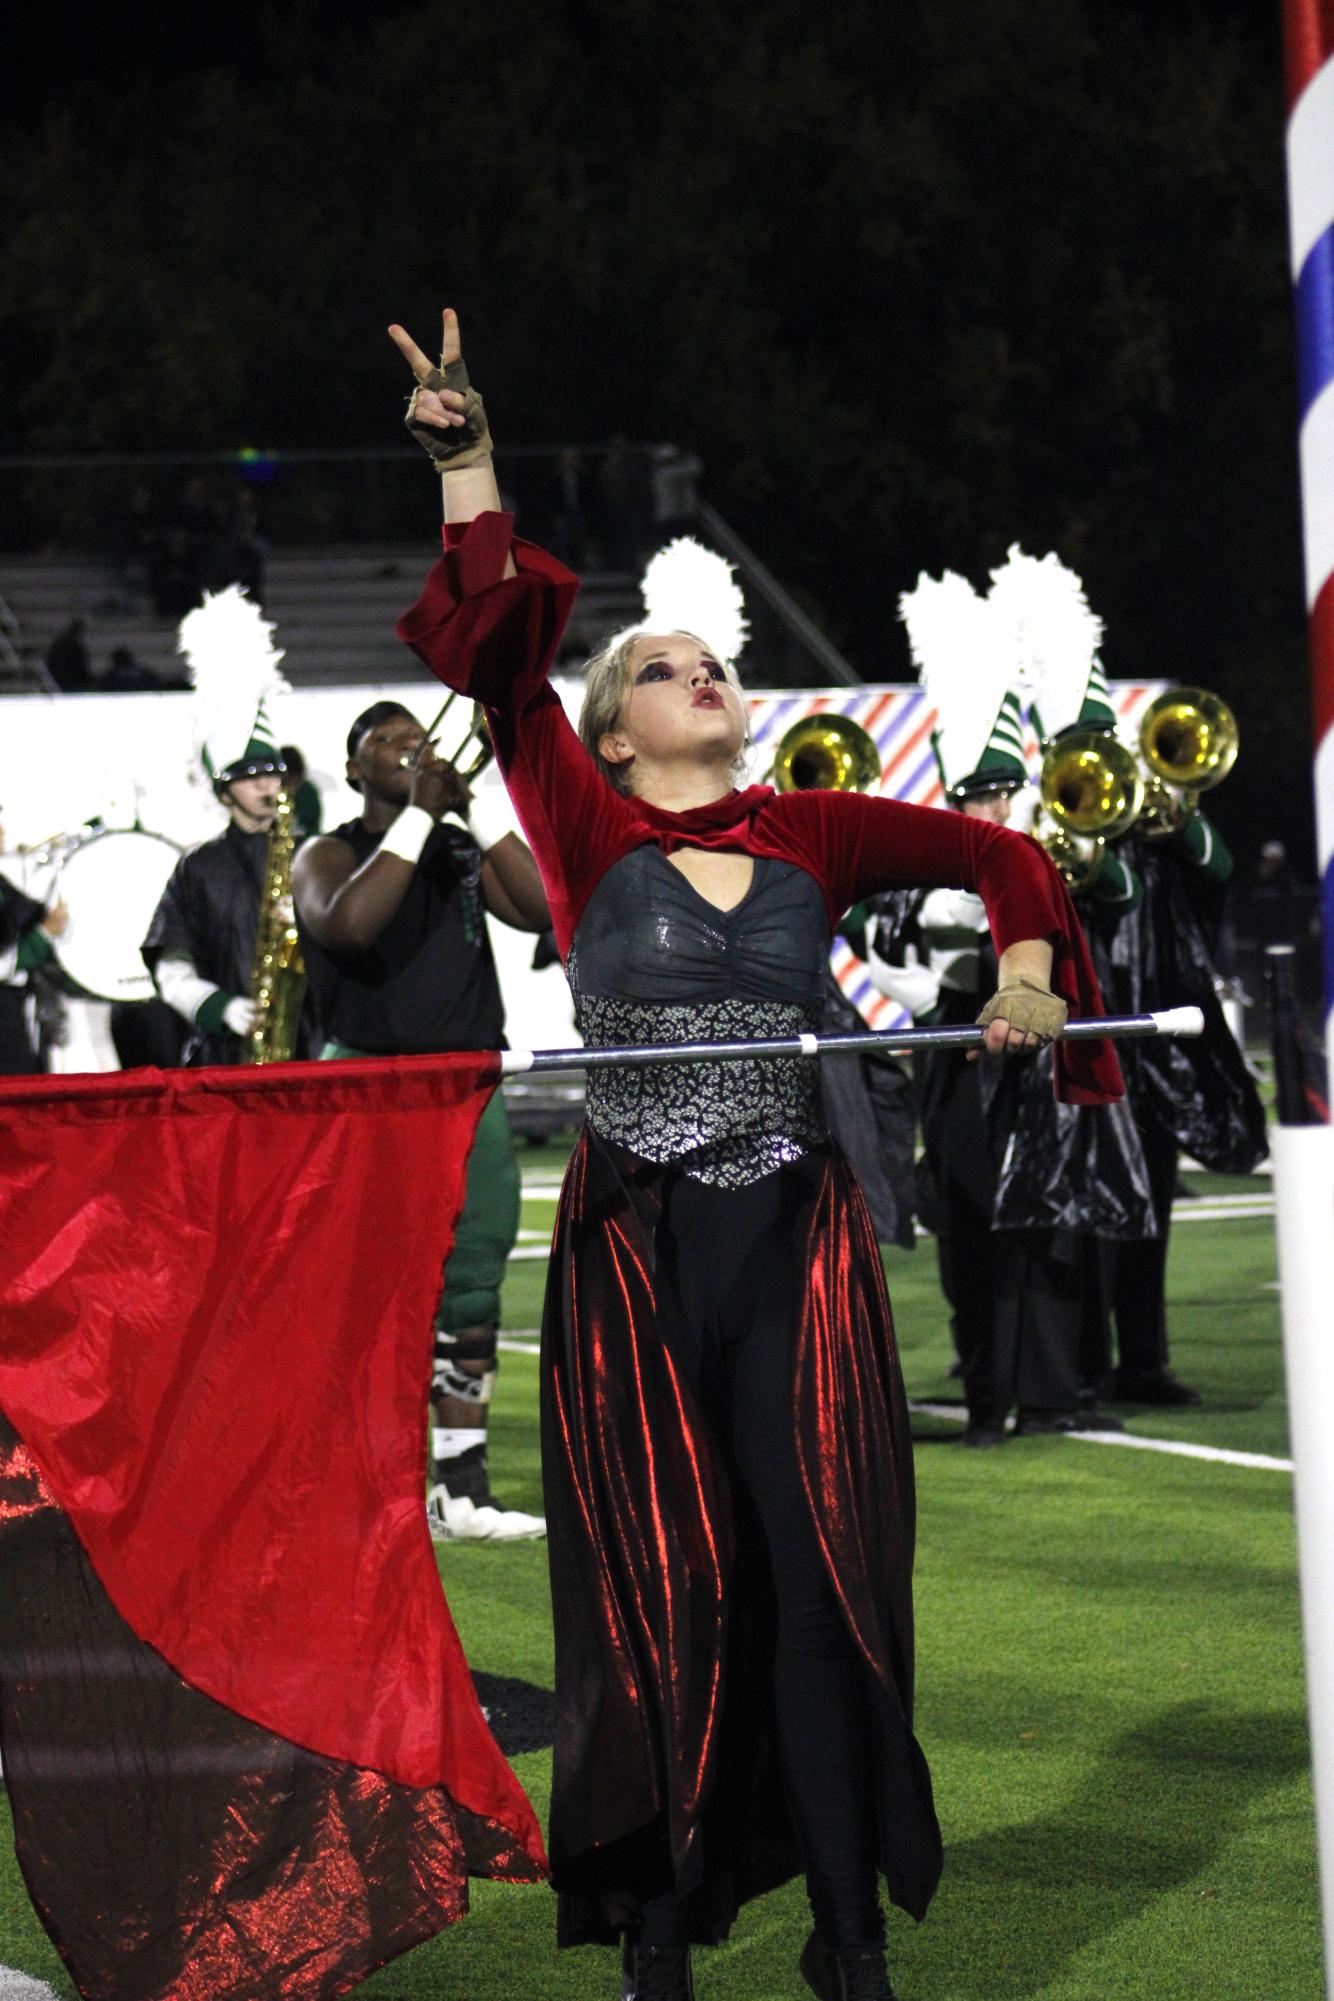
[426,1484,546,1542]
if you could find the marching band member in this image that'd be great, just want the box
[871,567,1145,1448]
[388,307,1121,2001]
[995,550,1266,1408]
[1083,797,1266,1406]
[142,589,307,1063]
[293,699,549,1542]
[0,812,67,1074]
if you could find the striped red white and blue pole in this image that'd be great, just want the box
[1285,0,1334,1073]
[1278,7,1334,1983]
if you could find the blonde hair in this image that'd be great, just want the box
[577,628,749,797]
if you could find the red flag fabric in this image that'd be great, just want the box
[0,1055,545,1869]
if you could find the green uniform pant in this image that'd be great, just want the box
[319,1042,520,1330]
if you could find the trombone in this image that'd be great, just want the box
[398,689,493,779]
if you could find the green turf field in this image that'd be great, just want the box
[1,1150,1321,1999]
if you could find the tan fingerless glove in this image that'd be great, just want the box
[405,356,494,471]
[975,976,1068,1044]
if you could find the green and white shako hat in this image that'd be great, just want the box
[178,586,291,793]
[898,569,1030,800]
[987,545,1113,744]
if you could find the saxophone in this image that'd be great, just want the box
[247,787,307,1064]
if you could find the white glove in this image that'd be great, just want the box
[466,783,518,854]
[866,941,942,1018]
[223,996,258,1037]
[919,887,989,932]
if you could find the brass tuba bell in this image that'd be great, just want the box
[1038,729,1144,844]
[1138,687,1238,796]
[771,713,882,793]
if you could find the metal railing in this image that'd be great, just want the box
[0,591,56,693]
[0,446,862,690]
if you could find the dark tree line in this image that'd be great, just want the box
[0,0,1315,864]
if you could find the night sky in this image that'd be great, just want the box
[5,0,1316,867]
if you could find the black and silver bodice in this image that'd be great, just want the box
[568,845,831,1186]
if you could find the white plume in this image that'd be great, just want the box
[986,545,1102,739]
[639,537,749,663]
[178,587,289,787]
[899,569,1017,789]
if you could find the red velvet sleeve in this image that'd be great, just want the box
[396,514,643,955]
[759,791,1122,1104]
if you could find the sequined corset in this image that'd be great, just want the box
[565,842,834,1187]
[572,982,828,1187]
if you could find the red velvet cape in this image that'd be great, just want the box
[397,512,1122,1107]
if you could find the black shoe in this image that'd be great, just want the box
[962,1423,1006,1449]
[1013,1407,1125,1436]
[1110,1366,1201,1407]
[800,1930,897,2001]
[621,1938,694,2000]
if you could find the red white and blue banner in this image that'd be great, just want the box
[745,681,1164,1032]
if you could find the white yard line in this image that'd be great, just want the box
[500,1352,1291,1471]
[1063,1430,1293,1472]
[909,1402,1292,1472]
[1173,1206,1274,1222]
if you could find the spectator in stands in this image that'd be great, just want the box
[117,482,158,595]
[550,449,588,570]
[151,476,224,616]
[45,617,92,693]
[1248,839,1300,949]
[596,435,652,572]
[214,487,268,607]
[103,645,159,692]
[151,519,204,617]
[649,442,702,540]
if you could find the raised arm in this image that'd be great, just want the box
[389,309,641,955]
[387,308,518,570]
[292,753,467,954]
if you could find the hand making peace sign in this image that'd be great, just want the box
[388,308,494,469]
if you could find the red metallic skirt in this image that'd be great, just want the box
[541,1130,942,1946]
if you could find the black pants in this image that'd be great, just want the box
[928,1053,1083,1425]
[640,1165,882,1952]
[1103,1119,1176,1376]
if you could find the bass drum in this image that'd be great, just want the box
[53,828,182,1003]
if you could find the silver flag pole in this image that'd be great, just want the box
[499,1007,1205,1076]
